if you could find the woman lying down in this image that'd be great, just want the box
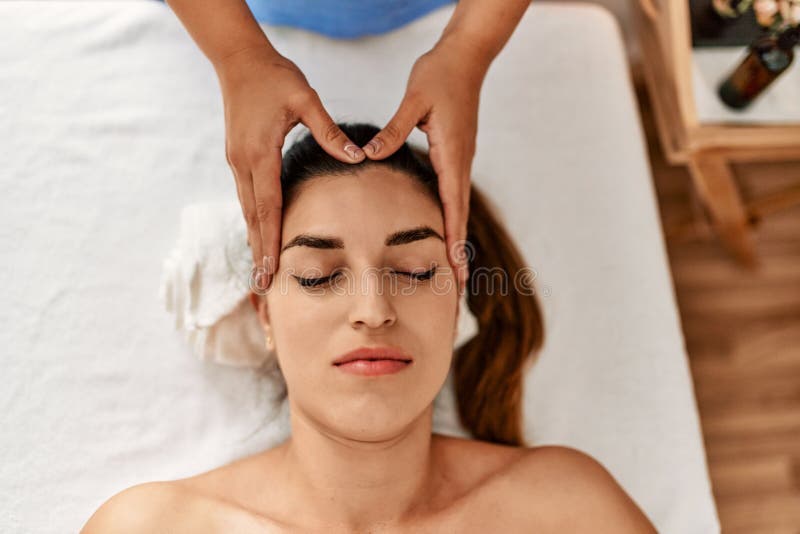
[82,122,656,533]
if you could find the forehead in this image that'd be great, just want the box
[281,167,443,241]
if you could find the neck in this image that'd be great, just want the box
[273,400,443,531]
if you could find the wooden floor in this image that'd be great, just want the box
[634,82,800,534]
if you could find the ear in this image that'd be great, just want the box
[248,292,271,331]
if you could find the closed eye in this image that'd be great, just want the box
[397,266,437,281]
[292,266,437,288]
[294,272,340,288]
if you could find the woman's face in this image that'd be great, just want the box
[253,167,459,441]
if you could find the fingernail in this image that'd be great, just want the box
[264,255,277,273]
[344,144,364,161]
[365,139,381,156]
[252,270,263,292]
[458,265,468,293]
[255,271,272,292]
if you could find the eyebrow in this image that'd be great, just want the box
[281,225,444,253]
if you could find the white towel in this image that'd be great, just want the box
[159,202,479,368]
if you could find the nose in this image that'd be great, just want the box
[348,270,397,330]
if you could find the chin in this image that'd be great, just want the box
[328,403,426,439]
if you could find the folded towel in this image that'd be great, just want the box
[159,202,478,368]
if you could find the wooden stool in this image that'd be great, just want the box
[632,0,800,268]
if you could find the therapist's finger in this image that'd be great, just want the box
[251,145,283,290]
[362,92,428,159]
[300,89,366,163]
[431,143,471,291]
[232,166,264,272]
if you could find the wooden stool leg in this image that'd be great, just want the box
[687,149,758,268]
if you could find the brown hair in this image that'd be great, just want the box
[256,123,545,446]
[451,175,545,446]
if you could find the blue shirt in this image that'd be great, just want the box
[244,0,457,39]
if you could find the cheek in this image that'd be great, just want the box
[265,290,334,381]
[398,290,458,363]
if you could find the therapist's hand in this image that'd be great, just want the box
[360,38,489,292]
[215,45,366,288]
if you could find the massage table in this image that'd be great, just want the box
[0,1,720,532]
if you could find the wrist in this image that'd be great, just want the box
[432,30,493,87]
[212,42,280,80]
[435,29,494,79]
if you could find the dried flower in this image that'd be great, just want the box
[754,0,779,26]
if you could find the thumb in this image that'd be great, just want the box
[363,93,426,159]
[300,89,365,163]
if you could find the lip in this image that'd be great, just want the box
[332,346,413,376]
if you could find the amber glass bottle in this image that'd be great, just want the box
[718,26,800,109]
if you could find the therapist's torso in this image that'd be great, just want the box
[244,0,458,39]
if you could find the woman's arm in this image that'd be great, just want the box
[164,0,276,68]
[438,0,534,73]
[162,0,366,280]
[361,0,535,291]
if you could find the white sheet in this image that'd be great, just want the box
[0,1,719,532]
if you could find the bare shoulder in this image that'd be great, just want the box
[81,471,290,534]
[80,482,181,533]
[511,445,657,533]
[80,480,247,534]
[431,433,530,489]
[80,480,231,534]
